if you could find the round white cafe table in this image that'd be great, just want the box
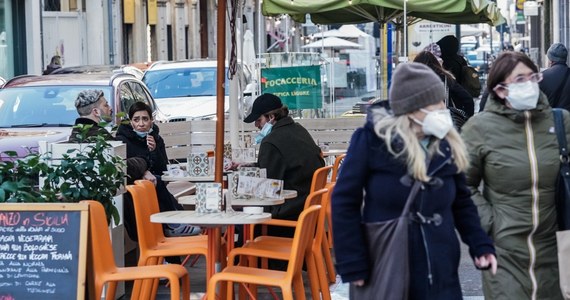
[322,149,347,157]
[178,195,285,206]
[151,210,271,285]
[178,189,297,207]
[161,174,216,182]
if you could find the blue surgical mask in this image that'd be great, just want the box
[133,127,153,138]
[254,122,273,144]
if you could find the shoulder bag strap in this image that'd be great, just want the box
[401,156,432,216]
[401,181,422,217]
[553,108,569,159]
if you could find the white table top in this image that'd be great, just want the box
[322,149,347,157]
[178,195,284,206]
[151,210,271,226]
[161,174,216,182]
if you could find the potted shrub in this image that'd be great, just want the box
[0,125,127,225]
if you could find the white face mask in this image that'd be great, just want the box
[506,81,540,110]
[414,109,454,139]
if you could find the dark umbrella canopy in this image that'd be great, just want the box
[262,0,504,26]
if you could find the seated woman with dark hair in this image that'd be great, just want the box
[116,101,200,237]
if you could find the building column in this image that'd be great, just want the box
[111,0,124,65]
[208,0,217,58]
[86,0,107,64]
[156,0,168,60]
[173,0,187,60]
[189,0,200,58]
[26,0,43,75]
[131,0,148,63]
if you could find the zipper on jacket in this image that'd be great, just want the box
[523,110,539,300]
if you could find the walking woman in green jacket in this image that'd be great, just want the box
[462,51,566,299]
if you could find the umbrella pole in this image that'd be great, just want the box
[403,0,407,59]
[215,0,226,185]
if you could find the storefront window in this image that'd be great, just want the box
[0,0,14,80]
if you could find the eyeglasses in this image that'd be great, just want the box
[493,73,543,94]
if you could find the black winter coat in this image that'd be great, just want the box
[445,76,475,117]
[257,116,324,221]
[332,108,495,299]
[116,123,169,175]
[68,118,114,142]
[540,62,570,110]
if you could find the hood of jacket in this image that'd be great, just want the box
[437,35,460,58]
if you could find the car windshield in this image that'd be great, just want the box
[143,67,229,99]
[0,86,113,128]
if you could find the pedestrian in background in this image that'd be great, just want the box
[437,35,467,85]
[540,43,570,110]
[333,62,496,299]
[462,51,565,299]
[413,50,474,117]
[43,55,62,75]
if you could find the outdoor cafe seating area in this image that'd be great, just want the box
[87,153,347,299]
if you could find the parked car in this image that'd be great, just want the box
[142,59,255,122]
[0,72,163,160]
[50,65,144,79]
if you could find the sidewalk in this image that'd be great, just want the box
[120,240,484,299]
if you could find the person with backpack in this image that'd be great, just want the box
[540,43,570,110]
[413,51,474,117]
[437,35,481,98]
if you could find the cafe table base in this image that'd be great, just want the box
[150,211,271,298]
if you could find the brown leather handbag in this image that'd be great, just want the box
[349,180,421,300]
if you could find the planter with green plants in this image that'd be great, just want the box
[0,124,127,225]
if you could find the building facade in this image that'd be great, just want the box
[0,0,263,80]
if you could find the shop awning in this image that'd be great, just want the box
[262,0,505,26]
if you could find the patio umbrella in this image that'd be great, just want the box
[302,37,363,49]
[310,24,370,39]
[262,0,504,26]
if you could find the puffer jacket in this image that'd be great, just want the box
[462,93,566,299]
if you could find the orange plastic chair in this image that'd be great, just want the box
[233,184,336,300]
[253,165,332,237]
[330,154,346,183]
[207,205,322,300]
[82,200,190,300]
[134,180,207,247]
[127,182,208,299]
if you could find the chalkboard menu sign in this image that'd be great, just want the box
[0,203,88,300]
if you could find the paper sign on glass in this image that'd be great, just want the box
[232,148,256,163]
[237,176,284,199]
[196,183,222,213]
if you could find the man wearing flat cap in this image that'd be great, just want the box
[68,89,114,142]
[540,43,570,110]
[243,93,324,239]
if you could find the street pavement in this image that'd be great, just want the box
[122,239,485,299]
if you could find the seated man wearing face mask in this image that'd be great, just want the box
[242,93,325,231]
